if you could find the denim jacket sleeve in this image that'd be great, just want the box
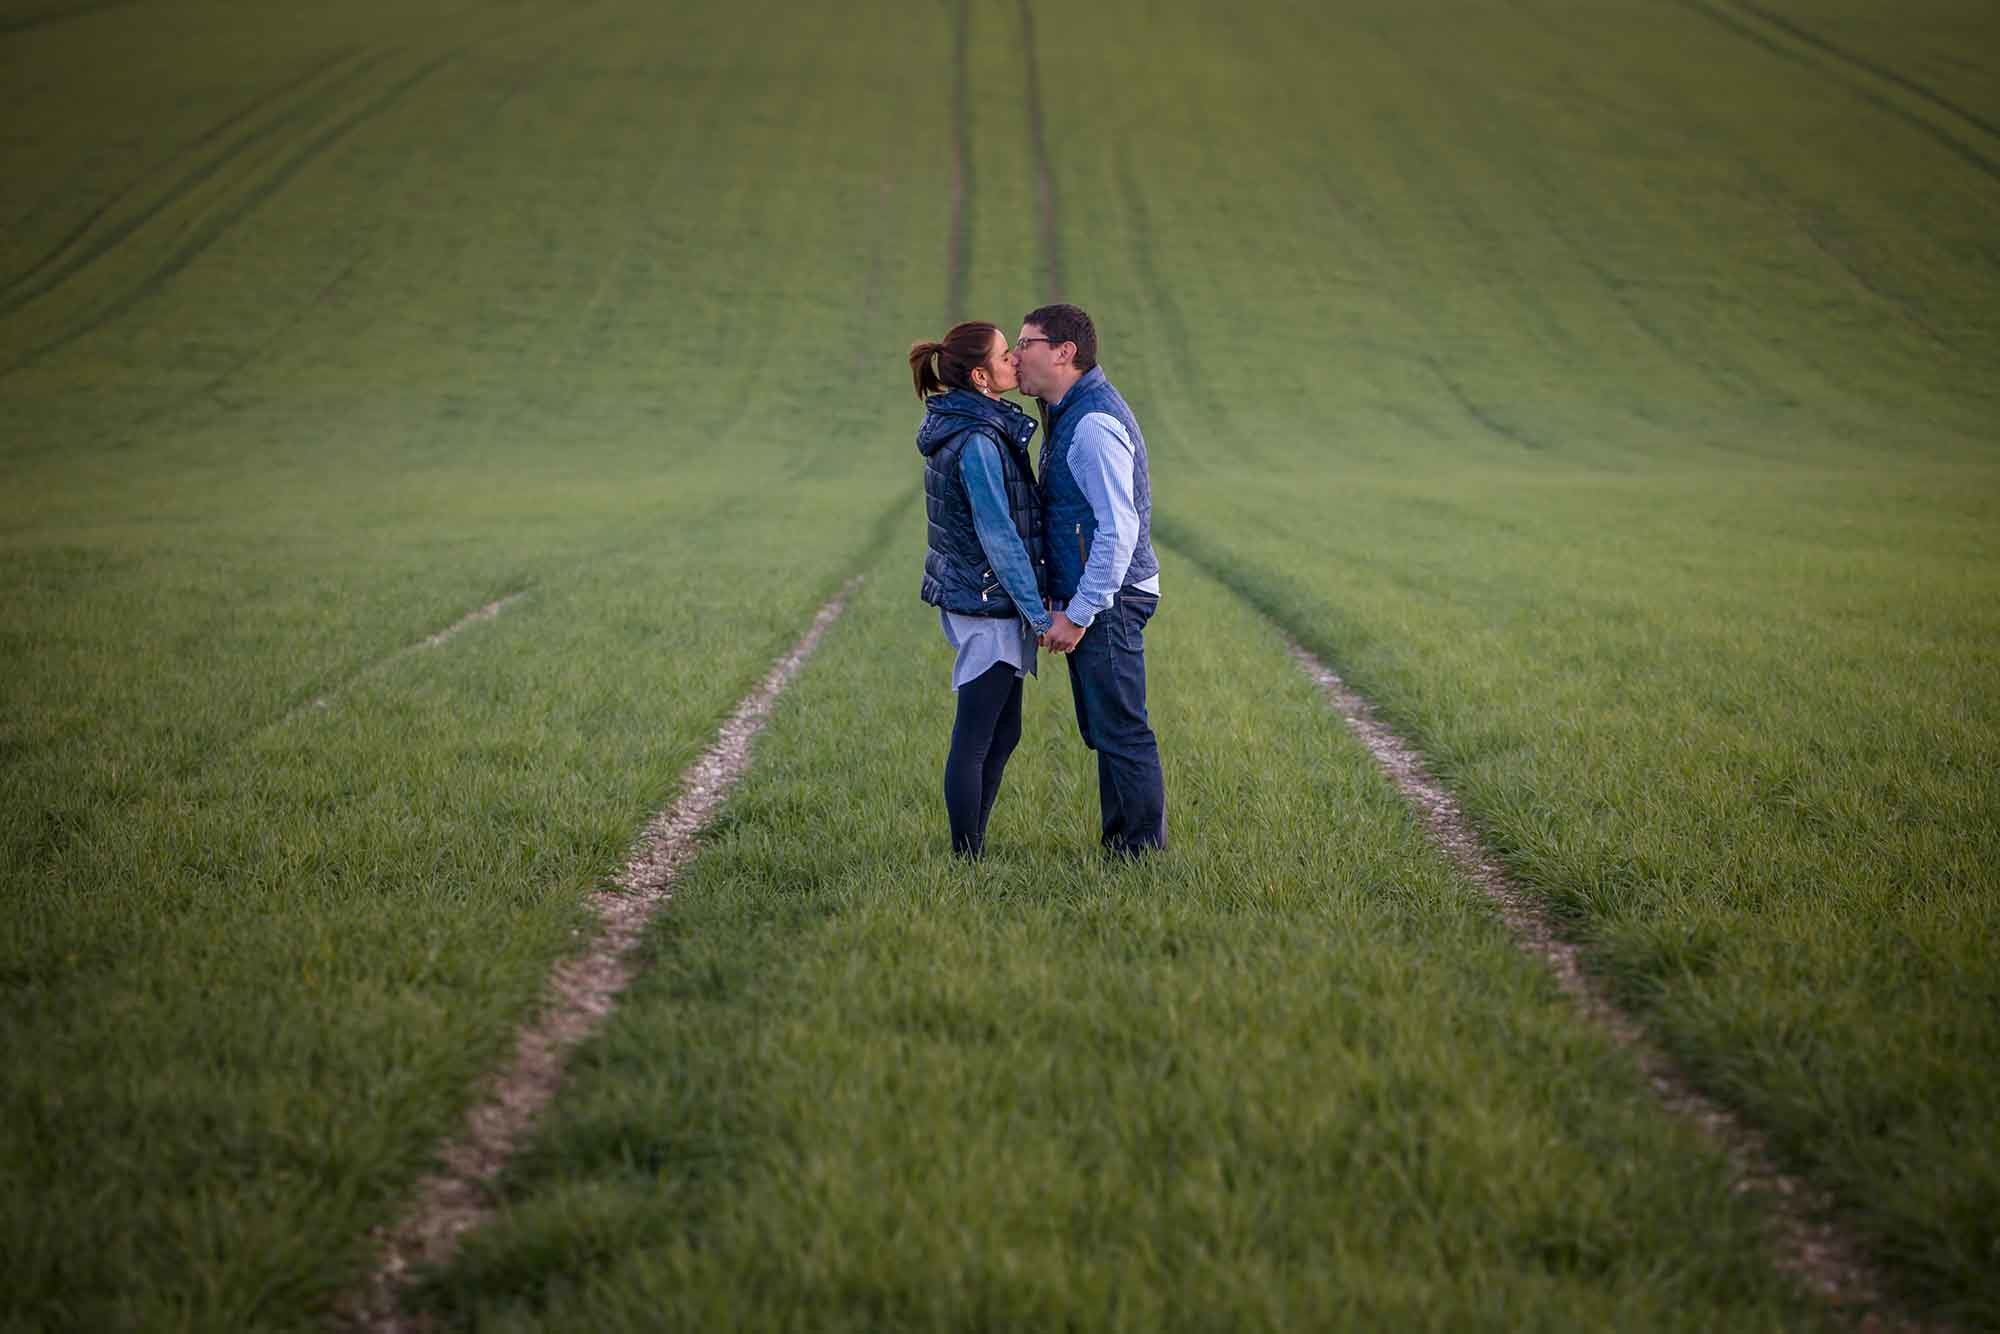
[959,434,1053,635]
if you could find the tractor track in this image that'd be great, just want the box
[304,590,532,714]
[342,3,974,1320]
[339,578,861,1332]
[2,2,583,379]
[0,45,374,311]
[0,0,134,37]
[1021,12,1923,1308]
[3,46,465,376]
[945,0,973,322]
[1732,1,2000,146]
[1278,632,1940,1330]
[205,589,535,774]
[1681,0,2000,186]
[1017,0,1061,301]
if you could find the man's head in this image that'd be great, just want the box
[1012,303,1096,402]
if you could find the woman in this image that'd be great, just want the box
[910,322,1052,859]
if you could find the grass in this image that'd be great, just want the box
[1154,463,2000,1322]
[1023,0,2000,1319]
[413,530,1822,1332]
[3,0,1996,1327]
[4,1,945,1326]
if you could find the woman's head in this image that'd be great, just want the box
[909,322,1018,400]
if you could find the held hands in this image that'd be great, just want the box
[1039,610,1085,654]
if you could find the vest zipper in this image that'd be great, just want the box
[1076,523,1087,570]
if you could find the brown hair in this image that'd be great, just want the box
[909,321,1001,398]
[1022,303,1097,371]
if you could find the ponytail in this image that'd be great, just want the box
[909,340,947,398]
[908,321,1001,399]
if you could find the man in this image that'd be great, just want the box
[1012,303,1166,855]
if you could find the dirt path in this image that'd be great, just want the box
[1284,639,1938,1332]
[340,578,861,1332]
[299,589,529,715]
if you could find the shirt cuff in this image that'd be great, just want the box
[1063,595,1103,628]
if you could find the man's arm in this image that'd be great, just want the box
[960,435,1053,636]
[1061,412,1141,629]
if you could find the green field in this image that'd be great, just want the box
[4,0,1996,1330]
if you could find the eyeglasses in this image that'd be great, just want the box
[1012,337,1054,353]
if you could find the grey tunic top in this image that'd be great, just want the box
[930,427,1050,692]
[940,610,1039,691]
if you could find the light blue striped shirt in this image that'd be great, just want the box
[1060,411,1160,628]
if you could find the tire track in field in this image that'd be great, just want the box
[1426,56,1800,411]
[0,0,133,36]
[2,45,469,377]
[345,4,968,1320]
[1277,636,1939,1330]
[340,578,861,1333]
[946,0,973,322]
[1732,2,2000,147]
[1422,353,1546,450]
[234,590,533,752]
[1161,510,1935,1325]
[4,583,530,876]
[1681,0,2000,186]
[1,14,560,377]
[191,252,364,413]
[305,591,531,712]
[1113,153,1231,436]
[1796,210,1956,353]
[1011,15,1909,1310]
[539,1,740,377]
[0,46,373,309]
[1017,0,1062,301]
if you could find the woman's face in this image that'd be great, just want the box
[975,328,1019,397]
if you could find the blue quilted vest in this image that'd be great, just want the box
[1037,366,1158,601]
[917,389,1046,617]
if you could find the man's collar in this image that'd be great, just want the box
[1045,365,1101,414]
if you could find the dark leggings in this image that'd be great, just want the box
[945,662,1024,857]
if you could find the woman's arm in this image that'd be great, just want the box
[959,434,1053,635]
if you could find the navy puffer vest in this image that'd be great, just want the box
[1038,366,1158,601]
[917,389,1047,617]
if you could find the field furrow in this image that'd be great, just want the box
[1686,0,2000,181]
[0,45,376,313]
[1034,0,1997,1319]
[0,0,133,38]
[351,577,861,1330]
[408,535,1824,1332]
[3,0,1995,1328]
[3,1,951,1327]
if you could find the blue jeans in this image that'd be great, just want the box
[1064,588,1166,853]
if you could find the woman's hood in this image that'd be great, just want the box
[916,389,1036,458]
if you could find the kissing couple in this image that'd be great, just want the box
[908,303,1165,862]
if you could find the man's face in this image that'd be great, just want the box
[1012,322,1061,398]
